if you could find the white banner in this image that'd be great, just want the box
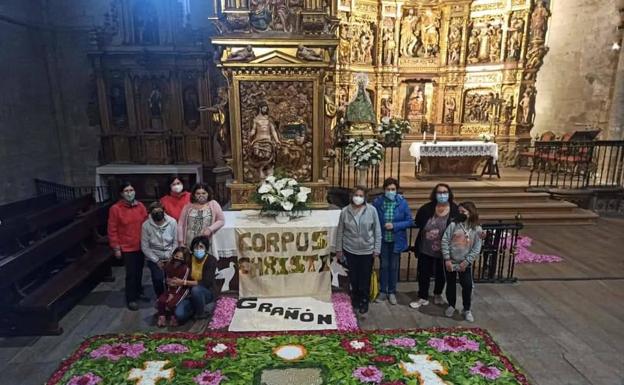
[228,297,337,332]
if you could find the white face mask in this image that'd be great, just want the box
[352,196,365,206]
[171,184,183,193]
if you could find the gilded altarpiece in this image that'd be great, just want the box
[210,0,339,209]
[335,0,551,166]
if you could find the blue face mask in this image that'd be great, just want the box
[436,193,449,204]
[193,249,206,260]
[385,191,397,201]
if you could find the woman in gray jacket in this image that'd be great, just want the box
[335,186,382,314]
[141,201,178,298]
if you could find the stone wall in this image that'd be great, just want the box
[0,0,65,203]
[533,0,622,139]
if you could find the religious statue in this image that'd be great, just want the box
[381,97,393,119]
[183,87,200,129]
[355,24,374,64]
[133,0,159,45]
[489,24,502,63]
[271,0,292,32]
[502,95,515,129]
[382,23,396,65]
[467,29,480,64]
[444,96,456,124]
[148,84,163,129]
[209,87,231,159]
[478,24,491,62]
[507,16,525,61]
[226,46,256,62]
[338,26,351,64]
[525,42,549,70]
[337,87,349,112]
[530,1,550,41]
[400,8,418,57]
[346,80,376,124]
[518,87,536,125]
[447,20,462,65]
[296,45,323,61]
[250,0,272,31]
[420,10,440,58]
[110,86,127,127]
[249,101,281,179]
[406,86,425,121]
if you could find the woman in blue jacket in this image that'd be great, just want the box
[373,178,413,305]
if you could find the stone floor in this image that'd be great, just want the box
[1,218,623,385]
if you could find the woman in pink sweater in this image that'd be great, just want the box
[177,183,225,247]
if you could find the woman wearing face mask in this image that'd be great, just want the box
[442,201,482,323]
[160,176,191,221]
[107,182,148,311]
[141,201,178,299]
[372,178,414,305]
[172,236,219,322]
[409,183,459,309]
[335,186,382,314]
[177,183,225,247]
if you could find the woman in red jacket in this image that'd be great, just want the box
[108,182,148,311]
[160,176,191,221]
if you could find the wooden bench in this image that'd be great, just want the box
[0,203,112,336]
[0,193,57,223]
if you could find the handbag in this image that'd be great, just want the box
[369,269,379,301]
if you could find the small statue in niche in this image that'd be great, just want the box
[530,0,550,41]
[270,0,292,32]
[489,24,502,63]
[525,42,549,70]
[443,96,456,124]
[382,23,396,65]
[406,86,426,121]
[381,97,393,120]
[447,21,462,65]
[296,45,323,61]
[148,84,163,130]
[420,10,440,58]
[110,86,127,128]
[338,26,351,64]
[467,29,480,63]
[209,87,231,159]
[518,87,536,125]
[502,95,515,128]
[478,25,491,62]
[133,0,159,44]
[226,46,256,62]
[506,16,524,61]
[357,25,374,63]
[400,8,418,57]
[183,87,200,129]
[249,101,281,179]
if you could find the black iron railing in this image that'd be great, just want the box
[528,140,624,189]
[328,144,402,190]
[35,179,111,202]
[399,221,523,284]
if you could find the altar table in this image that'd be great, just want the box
[409,141,499,179]
[211,210,341,298]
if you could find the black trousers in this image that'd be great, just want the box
[445,267,473,311]
[417,254,446,300]
[123,251,144,303]
[345,251,373,306]
[146,260,165,297]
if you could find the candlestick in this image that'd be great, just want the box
[433,130,437,142]
[422,131,426,142]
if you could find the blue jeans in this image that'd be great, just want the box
[174,285,215,323]
[146,260,165,297]
[380,242,400,294]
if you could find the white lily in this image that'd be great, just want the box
[258,183,272,194]
[299,186,311,194]
[296,191,309,203]
[280,188,294,198]
[281,201,294,211]
[287,179,298,186]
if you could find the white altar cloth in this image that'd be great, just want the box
[409,141,499,164]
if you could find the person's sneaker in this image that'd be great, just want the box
[408,299,430,309]
[375,293,387,303]
[434,294,446,305]
[127,301,139,311]
[464,310,475,323]
[444,306,456,318]
[388,294,397,305]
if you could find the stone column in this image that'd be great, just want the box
[608,13,624,139]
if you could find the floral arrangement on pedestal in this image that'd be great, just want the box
[379,118,411,147]
[478,132,495,142]
[253,175,311,223]
[344,137,385,186]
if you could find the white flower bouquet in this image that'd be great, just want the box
[478,132,495,142]
[344,137,385,168]
[379,118,411,146]
[253,175,311,215]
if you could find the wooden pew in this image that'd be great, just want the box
[0,203,112,336]
[0,193,57,222]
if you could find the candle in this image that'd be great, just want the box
[433,130,437,142]
[423,131,426,141]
